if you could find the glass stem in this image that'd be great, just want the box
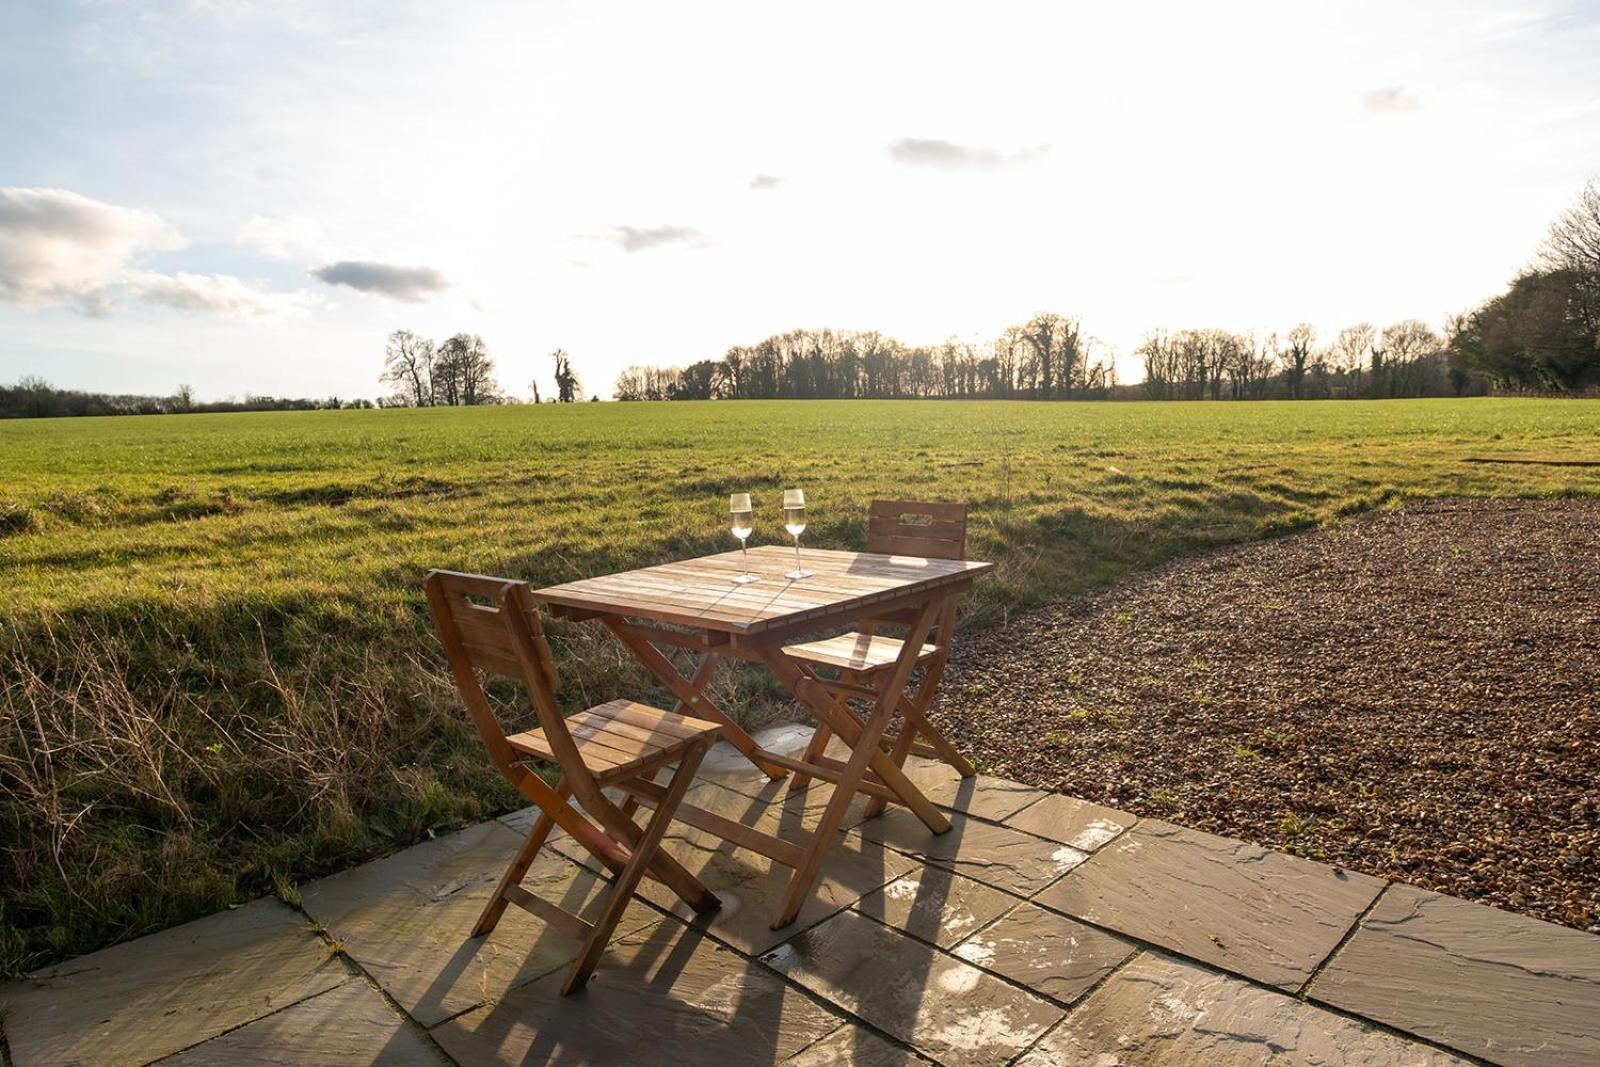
[741,538,749,577]
[794,535,801,568]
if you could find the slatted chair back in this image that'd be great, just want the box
[866,500,968,560]
[424,570,594,795]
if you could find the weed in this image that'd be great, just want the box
[1148,788,1179,808]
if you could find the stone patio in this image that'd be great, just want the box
[4,725,1597,1066]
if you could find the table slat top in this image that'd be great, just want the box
[532,545,992,634]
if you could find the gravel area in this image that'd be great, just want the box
[936,498,1600,932]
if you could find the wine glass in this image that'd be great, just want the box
[729,493,758,584]
[783,488,812,579]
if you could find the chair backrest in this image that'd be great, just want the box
[866,500,968,560]
[424,570,584,785]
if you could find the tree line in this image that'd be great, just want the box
[1133,319,1471,400]
[615,314,1118,401]
[616,178,1600,402]
[0,377,373,420]
[614,315,1489,403]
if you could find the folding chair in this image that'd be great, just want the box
[782,501,977,814]
[425,569,721,995]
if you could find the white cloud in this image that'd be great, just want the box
[0,187,182,312]
[235,214,327,259]
[1361,85,1424,115]
[605,225,713,253]
[310,259,451,300]
[126,270,314,317]
[886,138,1051,171]
[0,188,314,319]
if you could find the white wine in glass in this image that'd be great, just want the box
[783,488,812,579]
[729,493,758,584]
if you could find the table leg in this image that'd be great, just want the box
[762,599,946,929]
[602,616,786,779]
[674,652,722,716]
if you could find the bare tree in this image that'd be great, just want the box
[427,334,500,405]
[1333,323,1376,397]
[1137,330,1179,399]
[551,349,581,402]
[1379,319,1442,396]
[381,329,434,406]
[1539,177,1600,280]
[1283,323,1316,399]
[1539,177,1600,333]
[1016,313,1085,398]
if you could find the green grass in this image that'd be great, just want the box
[1,397,1598,974]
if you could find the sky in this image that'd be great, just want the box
[1,0,1598,400]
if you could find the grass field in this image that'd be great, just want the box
[2,398,1598,975]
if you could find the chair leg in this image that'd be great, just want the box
[864,710,917,819]
[788,720,832,791]
[474,775,568,938]
[561,740,713,995]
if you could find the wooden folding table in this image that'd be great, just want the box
[533,544,992,928]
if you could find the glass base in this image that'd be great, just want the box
[731,573,760,585]
[785,569,813,580]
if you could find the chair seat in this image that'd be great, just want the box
[507,699,719,783]
[782,632,938,672]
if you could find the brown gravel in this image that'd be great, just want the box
[935,498,1600,932]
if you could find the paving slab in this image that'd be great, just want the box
[432,917,842,1066]
[855,807,1087,896]
[1033,819,1384,991]
[854,870,1016,949]
[298,818,657,1027]
[762,908,1063,1067]
[692,722,823,797]
[685,775,872,844]
[1016,952,1470,1066]
[1310,882,1600,1067]
[551,779,908,956]
[1002,793,1136,852]
[951,901,1134,1004]
[822,735,1045,822]
[781,1023,931,1065]
[162,980,447,1065]
[0,897,345,1067]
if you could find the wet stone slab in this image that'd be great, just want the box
[433,918,842,1066]
[298,818,658,1027]
[163,980,447,1066]
[951,902,1134,1005]
[762,909,1063,1067]
[0,897,346,1067]
[855,870,1016,949]
[822,736,1045,822]
[1310,882,1600,1067]
[701,722,818,790]
[781,1023,930,1065]
[1017,953,1470,1066]
[551,779,907,956]
[855,807,1087,896]
[1034,819,1384,991]
[1002,793,1136,852]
